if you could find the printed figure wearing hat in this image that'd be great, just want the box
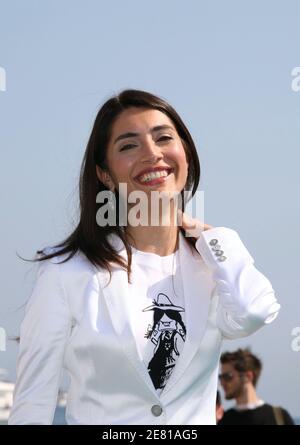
[143,293,186,390]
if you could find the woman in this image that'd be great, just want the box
[8,89,280,425]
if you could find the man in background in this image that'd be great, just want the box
[218,348,294,425]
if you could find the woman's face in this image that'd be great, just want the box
[96,107,189,199]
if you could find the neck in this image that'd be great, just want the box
[236,385,260,406]
[126,224,179,256]
[125,199,180,256]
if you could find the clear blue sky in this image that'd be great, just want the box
[0,0,299,418]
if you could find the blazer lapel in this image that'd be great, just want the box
[161,232,213,399]
[98,233,160,398]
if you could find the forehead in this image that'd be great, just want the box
[110,107,176,136]
[221,362,235,372]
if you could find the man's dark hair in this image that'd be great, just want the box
[220,348,262,387]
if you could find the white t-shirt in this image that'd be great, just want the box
[127,246,186,396]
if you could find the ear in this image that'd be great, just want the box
[244,371,254,384]
[96,165,115,192]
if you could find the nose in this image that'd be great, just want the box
[140,137,164,164]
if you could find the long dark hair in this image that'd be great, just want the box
[27,89,201,283]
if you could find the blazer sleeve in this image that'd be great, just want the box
[8,257,72,425]
[195,227,281,339]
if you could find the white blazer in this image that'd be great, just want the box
[8,227,280,425]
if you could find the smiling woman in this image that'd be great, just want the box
[95,106,192,252]
[9,89,280,425]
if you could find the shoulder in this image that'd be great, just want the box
[39,246,97,273]
[258,403,274,413]
[264,404,294,425]
[272,405,295,424]
[280,408,295,424]
[37,247,101,297]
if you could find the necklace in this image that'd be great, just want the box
[171,232,181,299]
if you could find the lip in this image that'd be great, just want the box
[134,167,174,186]
[134,166,173,180]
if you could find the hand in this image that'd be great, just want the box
[177,209,214,240]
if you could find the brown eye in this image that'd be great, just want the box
[120,144,137,151]
[158,136,173,142]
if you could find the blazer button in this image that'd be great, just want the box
[151,405,163,417]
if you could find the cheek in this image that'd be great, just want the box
[172,145,189,172]
[176,152,189,181]
[109,157,134,182]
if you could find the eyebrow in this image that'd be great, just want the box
[113,125,175,145]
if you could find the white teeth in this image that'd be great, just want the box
[138,169,170,183]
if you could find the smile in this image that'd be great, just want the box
[135,168,173,185]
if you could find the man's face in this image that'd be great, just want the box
[219,363,244,400]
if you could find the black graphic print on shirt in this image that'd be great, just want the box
[142,293,186,390]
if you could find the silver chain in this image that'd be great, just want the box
[171,232,181,299]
